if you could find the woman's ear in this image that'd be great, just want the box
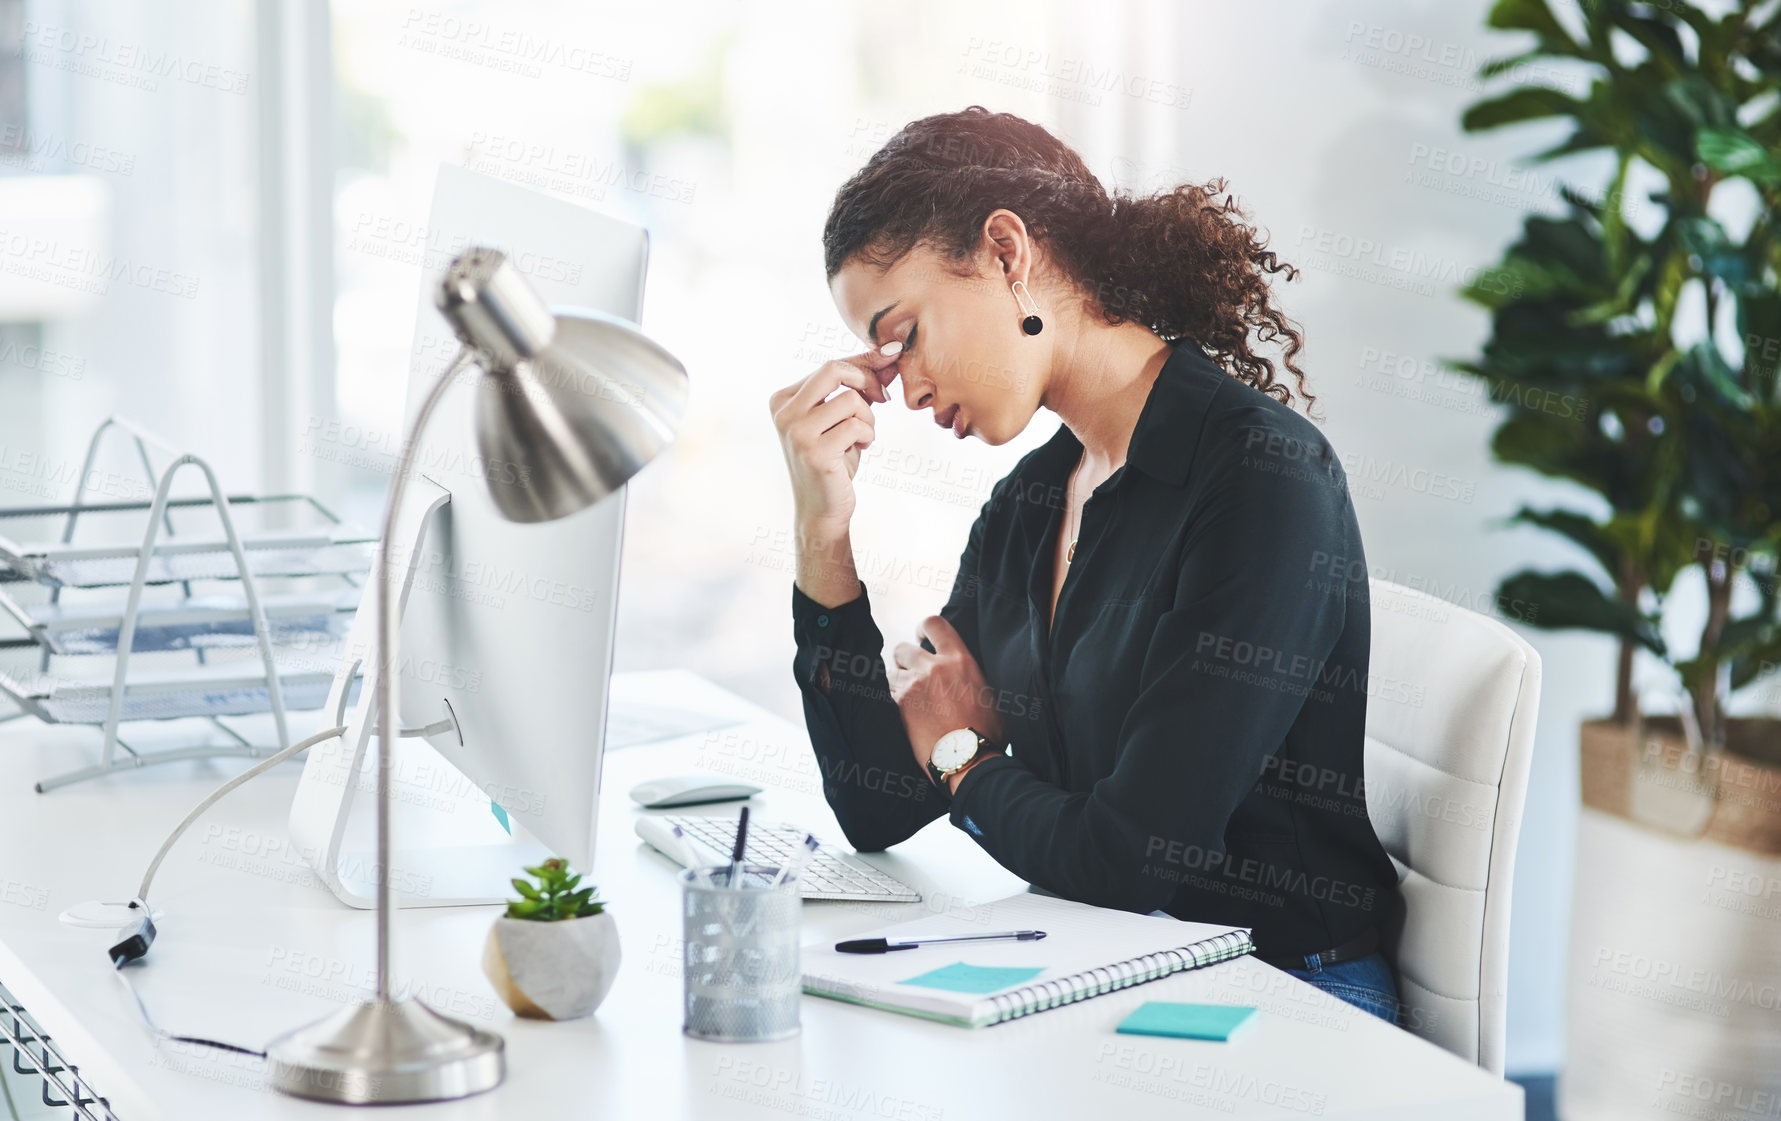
[980,208,1033,285]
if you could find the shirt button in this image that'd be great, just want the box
[816,613,830,628]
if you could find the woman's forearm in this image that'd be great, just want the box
[794,518,863,608]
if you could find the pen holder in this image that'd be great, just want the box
[680,864,801,1042]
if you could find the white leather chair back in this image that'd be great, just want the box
[1363,579,1541,1076]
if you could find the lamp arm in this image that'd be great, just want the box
[373,344,478,1000]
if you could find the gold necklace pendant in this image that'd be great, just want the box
[1067,539,1077,563]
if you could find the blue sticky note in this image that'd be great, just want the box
[490,800,510,834]
[1116,1001,1257,1041]
[898,962,1046,994]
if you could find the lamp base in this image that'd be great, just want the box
[266,998,504,1104]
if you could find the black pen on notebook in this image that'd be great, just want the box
[835,930,1047,954]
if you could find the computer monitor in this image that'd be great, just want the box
[287,164,651,908]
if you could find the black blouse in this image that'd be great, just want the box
[789,338,1405,962]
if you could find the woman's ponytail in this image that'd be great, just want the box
[824,107,1313,413]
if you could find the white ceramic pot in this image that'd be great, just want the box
[482,911,622,1021]
[1560,808,1781,1120]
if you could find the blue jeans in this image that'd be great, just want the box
[1283,950,1399,1023]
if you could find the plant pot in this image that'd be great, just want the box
[482,911,622,1021]
[1561,718,1781,1121]
[1579,716,1781,852]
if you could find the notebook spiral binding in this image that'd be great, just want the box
[985,929,1253,1025]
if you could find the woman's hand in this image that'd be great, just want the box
[889,615,1006,781]
[768,350,899,534]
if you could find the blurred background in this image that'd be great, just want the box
[1,0,1776,1111]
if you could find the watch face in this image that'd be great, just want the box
[932,728,978,771]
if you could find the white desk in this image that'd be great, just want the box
[0,670,1523,1120]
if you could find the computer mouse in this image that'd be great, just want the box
[628,773,762,809]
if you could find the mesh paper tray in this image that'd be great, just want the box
[24,588,362,656]
[0,527,376,589]
[0,658,358,724]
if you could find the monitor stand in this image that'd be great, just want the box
[287,477,550,910]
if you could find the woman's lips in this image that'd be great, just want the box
[952,410,967,439]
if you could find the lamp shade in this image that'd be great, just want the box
[436,248,688,523]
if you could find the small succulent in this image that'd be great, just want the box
[505,858,606,921]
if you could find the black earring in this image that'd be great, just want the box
[1012,280,1043,336]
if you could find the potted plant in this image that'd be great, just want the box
[482,858,622,1021]
[1452,1,1780,1116]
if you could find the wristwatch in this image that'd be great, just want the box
[928,727,990,787]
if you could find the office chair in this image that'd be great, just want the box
[1361,579,1542,1076]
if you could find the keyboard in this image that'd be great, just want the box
[634,812,922,903]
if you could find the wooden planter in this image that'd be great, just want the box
[1578,716,1781,852]
[1561,717,1781,1121]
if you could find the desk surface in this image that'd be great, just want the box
[0,670,1522,1120]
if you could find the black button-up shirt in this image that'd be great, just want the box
[790,338,1405,962]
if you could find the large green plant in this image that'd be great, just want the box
[1451,0,1781,750]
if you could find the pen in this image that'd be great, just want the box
[727,805,750,890]
[835,930,1048,954]
[668,824,715,889]
[737,834,821,938]
[765,833,819,891]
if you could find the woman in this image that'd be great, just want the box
[768,106,1405,1024]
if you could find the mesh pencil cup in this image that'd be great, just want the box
[680,864,802,1042]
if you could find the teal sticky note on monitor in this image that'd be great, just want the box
[898,962,1046,995]
[1116,1001,1257,1041]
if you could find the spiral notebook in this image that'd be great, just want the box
[801,892,1252,1027]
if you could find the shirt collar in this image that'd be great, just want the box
[1037,339,1226,488]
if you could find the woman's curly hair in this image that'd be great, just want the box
[822,106,1313,413]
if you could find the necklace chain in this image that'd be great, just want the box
[1066,454,1084,564]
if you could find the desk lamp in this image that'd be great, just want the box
[266,248,687,1104]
